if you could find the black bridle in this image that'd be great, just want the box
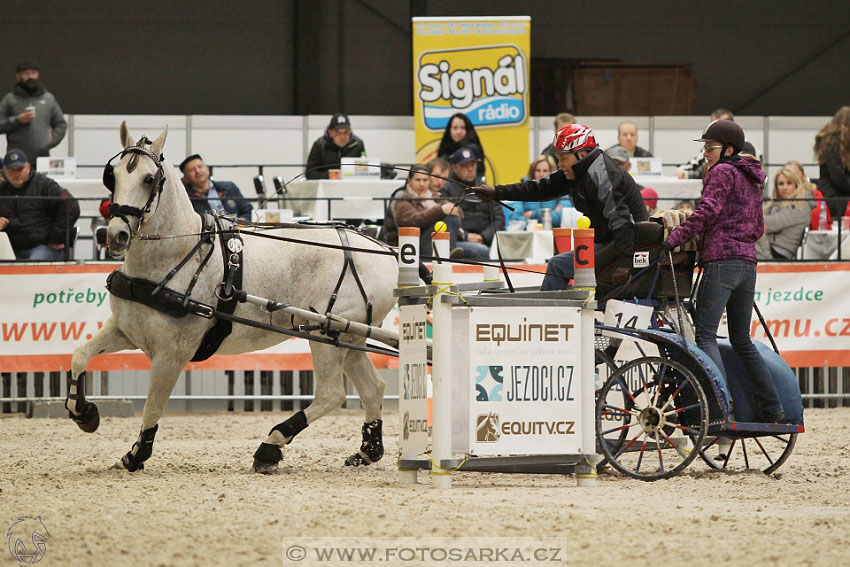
[103,137,166,232]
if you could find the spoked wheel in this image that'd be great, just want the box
[595,356,708,481]
[697,433,798,475]
[594,349,620,470]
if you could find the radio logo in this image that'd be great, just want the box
[417,45,527,130]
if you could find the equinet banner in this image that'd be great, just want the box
[412,16,531,186]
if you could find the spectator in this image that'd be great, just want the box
[382,164,462,255]
[676,109,758,179]
[473,124,648,290]
[607,121,652,157]
[439,146,499,259]
[662,119,784,423]
[306,113,366,179]
[179,154,253,222]
[756,166,813,260]
[674,192,696,214]
[813,106,850,218]
[605,145,636,175]
[785,159,830,228]
[437,113,486,180]
[506,155,574,229]
[0,149,79,260]
[426,157,450,193]
[0,62,67,168]
[640,187,659,215]
[542,112,576,159]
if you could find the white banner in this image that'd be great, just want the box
[398,304,429,456]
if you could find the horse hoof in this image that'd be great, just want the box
[121,452,145,472]
[345,419,384,466]
[344,452,372,467]
[69,402,100,433]
[252,442,282,473]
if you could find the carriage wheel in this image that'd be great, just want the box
[595,356,708,481]
[594,349,620,470]
[697,433,798,475]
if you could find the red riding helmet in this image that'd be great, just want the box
[552,124,597,154]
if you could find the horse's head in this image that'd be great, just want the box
[105,121,168,255]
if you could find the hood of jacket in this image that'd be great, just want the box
[717,155,766,185]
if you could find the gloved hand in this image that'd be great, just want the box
[660,240,674,254]
[472,184,497,202]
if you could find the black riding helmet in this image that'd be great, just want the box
[694,119,746,163]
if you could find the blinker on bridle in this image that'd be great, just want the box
[103,136,166,230]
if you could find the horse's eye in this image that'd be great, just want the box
[144,175,155,185]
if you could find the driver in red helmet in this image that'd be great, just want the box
[474,123,648,290]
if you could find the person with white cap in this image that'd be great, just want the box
[474,124,647,290]
[305,113,367,179]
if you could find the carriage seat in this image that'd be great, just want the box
[597,220,696,300]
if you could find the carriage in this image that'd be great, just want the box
[590,220,804,481]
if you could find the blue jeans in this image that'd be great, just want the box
[420,215,489,260]
[15,244,66,261]
[695,260,782,415]
[541,243,604,291]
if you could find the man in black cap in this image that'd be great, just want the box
[0,62,67,167]
[438,146,500,259]
[179,154,253,221]
[0,149,79,260]
[305,113,367,179]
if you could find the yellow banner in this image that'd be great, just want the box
[412,17,530,186]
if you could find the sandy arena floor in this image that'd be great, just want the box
[1,407,849,567]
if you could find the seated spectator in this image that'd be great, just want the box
[437,113,486,180]
[180,154,253,222]
[605,145,636,175]
[426,157,450,193]
[640,187,659,215]
[676,109,759,179]
[382,164,462,256]
[439,146,499,259]
[542,112,576,159]
[756,166,814,259]
[306,113,366,179]
[607,121,652,157]
[505,155,574,229]
[0,149,79,260]
[674,192,696,214]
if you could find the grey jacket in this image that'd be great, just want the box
[0,83,67,165]
[757,199,814,259]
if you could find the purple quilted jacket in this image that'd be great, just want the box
[667,157,766,264]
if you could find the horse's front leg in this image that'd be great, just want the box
[67,318,136,433]
[341,347,386,467]
[252,342,347,473]
[119,355,187,472]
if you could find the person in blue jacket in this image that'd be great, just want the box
[505,155,574,228]
[180,154,253,222]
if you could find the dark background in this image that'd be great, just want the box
[2,0,849,116]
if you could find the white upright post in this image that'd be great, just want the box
[398,226,422,485]
[576,297,598,487]
[430,231,453,489]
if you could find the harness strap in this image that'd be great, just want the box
[106,271,214,318]
[152,214,217,296]
[326,227,373,328]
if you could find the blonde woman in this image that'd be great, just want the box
[756,166,813,260]
[505,155,574,227]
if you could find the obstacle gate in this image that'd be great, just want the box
[394,228,599,488]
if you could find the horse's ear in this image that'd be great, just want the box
[120,121,134,149]
[150,125,168,157]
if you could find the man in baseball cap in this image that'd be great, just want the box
[305,113,367,179]
[179,154,253,221]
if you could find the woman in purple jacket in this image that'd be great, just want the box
[662,120,785,423]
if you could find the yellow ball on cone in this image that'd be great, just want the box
[434,221,448,233]
[576,216,591,229]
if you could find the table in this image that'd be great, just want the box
[490,230,554,263]
[632,176,702,208]
[285,179,401,221]
[0,232,15,260]
[802,227,850,260]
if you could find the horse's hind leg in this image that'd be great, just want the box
[67,318,135,433]
[119,355,187,472]
[252,342,347,473]
[341,347,386,467]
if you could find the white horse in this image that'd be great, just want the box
[66,122,399,473]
